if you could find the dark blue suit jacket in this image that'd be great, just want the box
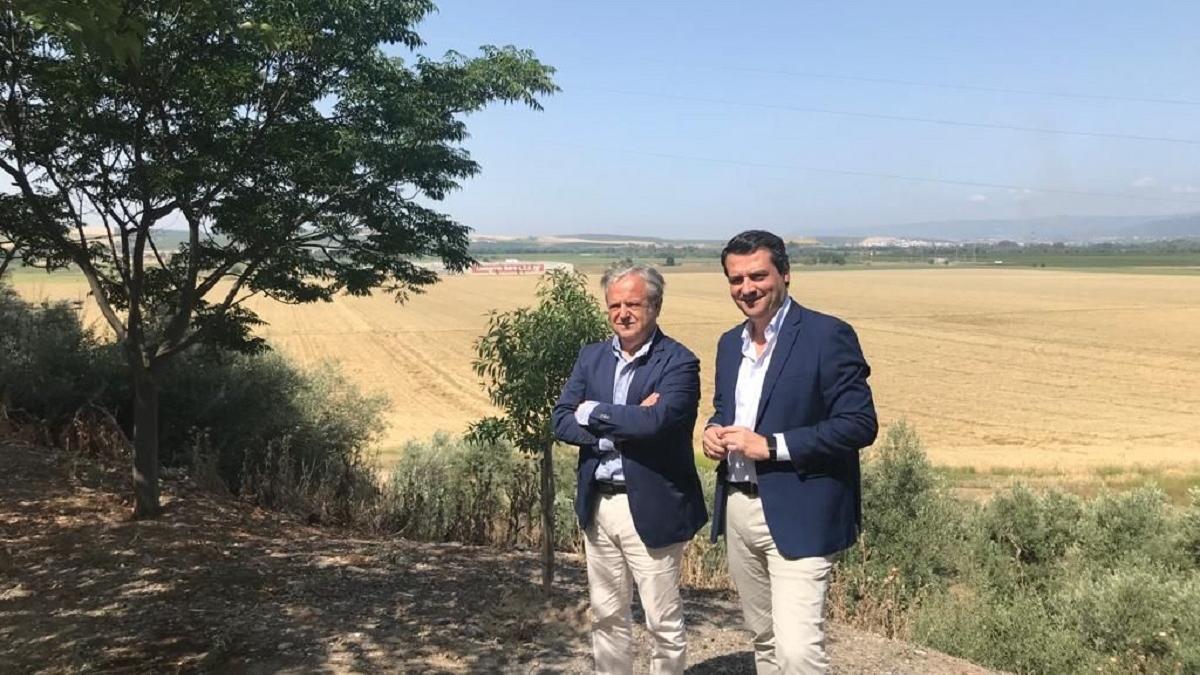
[552,331,708,549]
[709,301,877,559]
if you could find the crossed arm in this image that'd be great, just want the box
[552,350,701,447]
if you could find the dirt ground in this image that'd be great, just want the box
[0,442,996,674]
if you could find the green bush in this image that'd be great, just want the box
[914,590,1092,674]
[1182,487,1200,568]
[378,435,581,550]
[161,350,386,497]
[0,285,124,425]
[0,283,386,510]
[852,422,961,597]
[552,446,584,552]
[1079,487,1179,570]
[1061,563,1200,672]
[973,485,1083,592]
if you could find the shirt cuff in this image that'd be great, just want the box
[598,437,616,453]
[575,400,600,426]
[774,433,790,461]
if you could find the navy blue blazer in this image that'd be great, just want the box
[552,331,708,549]
[709,301,877,559]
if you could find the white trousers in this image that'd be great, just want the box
[584,492,687,675]
[726,490,836,675]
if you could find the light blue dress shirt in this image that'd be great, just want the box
[575,332,657,483]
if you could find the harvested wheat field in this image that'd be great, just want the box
[12,268,1200,472]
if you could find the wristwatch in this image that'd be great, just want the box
[765,434,778,461]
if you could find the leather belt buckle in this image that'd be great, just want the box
[728,481,759,497]
[594,481,627,496]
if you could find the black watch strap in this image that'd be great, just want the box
[766,434,778,461]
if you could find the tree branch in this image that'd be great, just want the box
[157,204,203,353]
[0,157,128,342]
[152,256,262,364]
[0,238,17,277]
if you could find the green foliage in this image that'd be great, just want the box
[0,284,124,425]
[1182,488,1200,567]
[552,445,584,551]
[852,422,961,597]
[12,0,145,63]
[1061,564,1200,672]
[0,284,384,505]
[845,423,1200,672]
[974,485,1083,592]
[469,268,608,588]
[1,0,558,339]
[1,0,558,512]
[1079,487,1179,569]
[914,591,1092,674]
[162,350,386,495]
[382,433,523,544]
[470,269,608,454]
[376,435,581,549]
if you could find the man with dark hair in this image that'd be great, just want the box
[703,230,877,674]
[553,264,707,675]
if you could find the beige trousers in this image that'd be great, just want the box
[726,490,836,675]
[584,492,687,675]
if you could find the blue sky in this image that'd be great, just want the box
[408,1,1200,238]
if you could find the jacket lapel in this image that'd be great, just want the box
[718,333,741,425]
[596,340,618,404]
[755,300,803,426]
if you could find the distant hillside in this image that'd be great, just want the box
[842,212,1200,243]
[556,233,672,243]
[1127,213,1200,238]
[471,213,1200,247]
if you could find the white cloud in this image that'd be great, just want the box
[1170,184,1199,194]
[1131,175,1157,188]
[968,193,988,203]
[1007,188,1034,202]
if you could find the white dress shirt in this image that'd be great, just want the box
[726,298,792,484]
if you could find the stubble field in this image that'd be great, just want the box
[13,268,1200,478]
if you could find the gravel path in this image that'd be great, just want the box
[0,443,996,673]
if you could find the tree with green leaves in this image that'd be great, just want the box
[0,0,556,517]
[470,269,608,591]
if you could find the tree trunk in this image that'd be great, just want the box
[131,366,161,519]
[540,440,555,593]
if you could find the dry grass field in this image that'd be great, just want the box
[11,268,1200,480]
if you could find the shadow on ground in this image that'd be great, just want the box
[0,443,591,672]
[1,442,996,674]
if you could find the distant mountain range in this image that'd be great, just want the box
[474,213,1200,247]
[832,212,1200,243]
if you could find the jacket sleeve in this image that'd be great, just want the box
[781,321,878,467]
[552,347,602,447]
[581,352,700,442]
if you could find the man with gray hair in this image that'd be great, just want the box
[553,264,708,674]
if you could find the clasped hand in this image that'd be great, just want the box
[702,425,769,461]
